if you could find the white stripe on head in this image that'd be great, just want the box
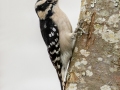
[35,0,46,9]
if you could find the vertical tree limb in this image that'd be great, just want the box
[66,0,120,90]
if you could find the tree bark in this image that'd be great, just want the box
[66,0,120,90]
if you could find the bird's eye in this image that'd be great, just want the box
[47,0,52,3]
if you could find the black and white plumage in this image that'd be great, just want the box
[35,0,76,90]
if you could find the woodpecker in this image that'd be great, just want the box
[35,0,76,90]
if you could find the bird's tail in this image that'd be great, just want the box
[56,60,71,90]
[56,70,66,90]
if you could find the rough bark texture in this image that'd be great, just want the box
[66,0,120,90]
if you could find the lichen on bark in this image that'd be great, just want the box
[66,0,120,90]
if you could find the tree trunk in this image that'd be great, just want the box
[66,0,120,90]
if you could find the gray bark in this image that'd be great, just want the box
[66,0,120,90]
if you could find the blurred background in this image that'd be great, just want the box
[0,0,80,90]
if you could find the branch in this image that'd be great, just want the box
[66,0,120,90]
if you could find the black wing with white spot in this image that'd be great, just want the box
[40,18,62,77]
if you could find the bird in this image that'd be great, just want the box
[35,0,76,90]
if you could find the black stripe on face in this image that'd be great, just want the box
[36,1,50,11]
